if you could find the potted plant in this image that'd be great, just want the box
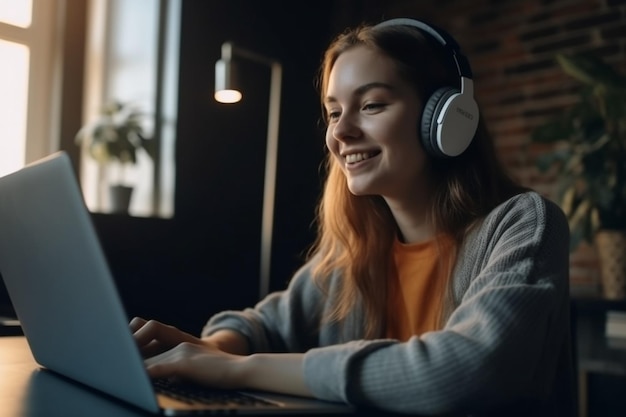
[75,100,155,213]
[530,53,626,299]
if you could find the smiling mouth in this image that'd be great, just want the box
[345,152,379,164]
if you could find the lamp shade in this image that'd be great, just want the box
[214,58,242,103]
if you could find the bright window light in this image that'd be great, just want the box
[0,39,29,177]
[0,0,32,28]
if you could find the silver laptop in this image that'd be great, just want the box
[0,151,354,416]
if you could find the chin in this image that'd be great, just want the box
[347,184,373,197]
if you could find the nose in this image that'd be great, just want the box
[331,112,361,142]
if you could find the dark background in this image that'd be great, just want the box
[98,0,347,333]
[0,0,388,334]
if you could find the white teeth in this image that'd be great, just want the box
[345,152,373,164]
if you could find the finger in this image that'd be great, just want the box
[132,319,171,347]
[145,359,175,379]
[130,318,166,357]
[144,347,185,379]
[129,316,147,332]
[133,319,201,351]
[140,339,169,359]
[130,317,162,355]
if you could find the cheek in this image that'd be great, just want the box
[325,129,339,155]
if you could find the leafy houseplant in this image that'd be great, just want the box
[75,101,155,212]
[531,53,626,298]
[75,101,154,175]
[531,53,626,249]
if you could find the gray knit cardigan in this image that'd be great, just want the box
[202,191,575,416]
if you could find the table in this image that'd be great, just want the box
[0,336,153,416]
[0,336,366,417]
[5,314,623,417]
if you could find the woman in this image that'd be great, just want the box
[132,18,574,416]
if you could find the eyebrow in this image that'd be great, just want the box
[324,82,395,105]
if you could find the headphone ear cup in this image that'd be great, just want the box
[420,87,458,158]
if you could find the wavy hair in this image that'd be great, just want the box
[307,21,526,338]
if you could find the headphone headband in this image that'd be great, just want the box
[374,18,473,79]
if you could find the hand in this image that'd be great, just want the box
[143,340,247,389]
[129,317,310,396]
[129,317,246,388]
[130,317,203,359]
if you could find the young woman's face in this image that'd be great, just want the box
[324,45,430,200]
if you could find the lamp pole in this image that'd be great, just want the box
[215,43,282,300]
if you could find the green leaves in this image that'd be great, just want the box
[557,53,626,89]
[530,53,626,250]
[75,101,153,165]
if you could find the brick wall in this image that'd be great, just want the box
[372,0,626,295]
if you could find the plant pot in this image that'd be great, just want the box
[109,185,133,214]
[594,230,626,300]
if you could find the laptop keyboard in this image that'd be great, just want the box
[153,378,278,407]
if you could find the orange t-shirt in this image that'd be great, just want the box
[386,236,453,341]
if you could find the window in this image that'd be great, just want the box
[0,0,61,178]
[0,0,32,28]
[0,0,179,217]
[0,39,29,177]
[80,0,180,218]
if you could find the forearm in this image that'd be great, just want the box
[239,353,312,398]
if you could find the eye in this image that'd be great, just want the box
[325,109,341,123]
[362,102,386,113]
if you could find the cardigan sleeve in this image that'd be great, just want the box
[201,259,328,354]
[302,193,572,415]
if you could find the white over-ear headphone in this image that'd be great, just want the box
[375,18,480,158]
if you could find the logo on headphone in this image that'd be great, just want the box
[456,107,474,120]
